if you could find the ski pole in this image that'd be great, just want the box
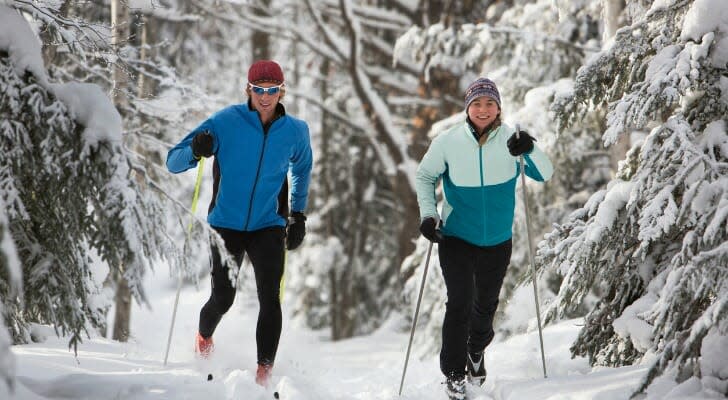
[398,240,434,396]
[515,124,548,378]
[164,157,206,366]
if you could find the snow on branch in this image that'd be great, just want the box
[394,21,597,83]
[0,4,182,352]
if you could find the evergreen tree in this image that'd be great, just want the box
[0,6,178,351]
[5,0,215,340]
[542,0,727,394]
[0,198,20,397]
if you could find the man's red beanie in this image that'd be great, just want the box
[247,60,284,84]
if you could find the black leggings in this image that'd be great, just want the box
[198,226,285,366]
[438,236,512,378]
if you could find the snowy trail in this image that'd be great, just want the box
[11,268,650,400]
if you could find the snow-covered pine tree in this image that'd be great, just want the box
[542,0,727,395]
[0,198,21,397]
[0,6,177,350]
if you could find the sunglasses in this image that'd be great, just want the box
[248,83,283,95]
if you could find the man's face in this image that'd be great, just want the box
[467,96,499,132]
[248,81,283,113]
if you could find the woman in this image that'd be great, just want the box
[415,77,553,399]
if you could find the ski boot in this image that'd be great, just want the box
[466,351,486,386]
[255,363,273,387]
[194,332,214,359]
[445,373,467,400]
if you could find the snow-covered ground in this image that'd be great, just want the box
[6,267,697,400]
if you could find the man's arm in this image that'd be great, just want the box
[289,122,313,212]
[166,120,216,174]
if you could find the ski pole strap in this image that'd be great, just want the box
[187,157,206,234]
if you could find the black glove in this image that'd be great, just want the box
[419,217,443,243]
[191,131,214,158]
[286,211,306,250]
[507,130,536,156]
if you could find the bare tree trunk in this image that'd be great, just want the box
[112,272,131,341]
[136,14,153,99]
[111,0,129,109]
[336,157,366,340]
[252,0,270,60]
[338,0,420,269]
[110,0,131,342]
[602,0,624,42]
[602,0,628,170]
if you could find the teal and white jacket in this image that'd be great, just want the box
[415,121,553,247]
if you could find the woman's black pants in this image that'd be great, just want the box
[198,226,285,366]
[438,236,512,378]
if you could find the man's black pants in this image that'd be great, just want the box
[438,236,512,378]
[198,226,285,366]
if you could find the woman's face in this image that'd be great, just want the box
[467,96,500,132]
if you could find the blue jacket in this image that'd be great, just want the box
[167,103,313,232]
[415,121,553,246]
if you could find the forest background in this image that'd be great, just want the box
[1,0,726,398]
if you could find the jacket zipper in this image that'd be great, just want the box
[243,114,283,230]
[244,133,268,231]
[479,143,487,241]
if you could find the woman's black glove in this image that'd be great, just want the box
[286,212,306,250]
[507,130,535,156]
[419,217,443,243]
[191,131,214,158]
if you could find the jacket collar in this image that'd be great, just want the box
[246,99,286,118]
[465,118,501,145]
[240,100,286,130]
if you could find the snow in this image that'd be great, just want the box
[128,0,157,12]
[0,5,47,84]
[3,1,727,399]
[0,4,122,149]
[586,180,633,243]
[637,184,678,243]
[50,82,123,148]
[701,119,728,159]
[680,0,728,42]
[5,261,718,400]
[701,327,728,380]
[0,199,21,291]
[710,34,728,68]
[612,294,657,353]
[645,45,680,93]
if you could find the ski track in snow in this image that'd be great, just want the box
[11,271,651,400]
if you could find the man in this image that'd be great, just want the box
[415,77,553,399]
[166,60,313,387]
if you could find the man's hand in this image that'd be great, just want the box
[191,131,214,158]
[286,212,306,250]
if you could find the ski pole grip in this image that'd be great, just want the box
[515,123,521,140]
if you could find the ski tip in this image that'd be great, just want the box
[207,373,213,381]
[273,391,279,399]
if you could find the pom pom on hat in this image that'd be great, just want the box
[248,60,284,84]
[464,78,500,110]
